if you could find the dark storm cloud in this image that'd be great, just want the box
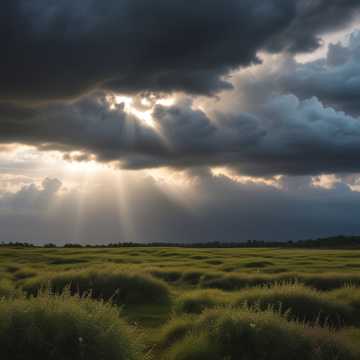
[233,31,360,116]
[2,0,360,101]
[2,173,360,244]
[1,93,360,176]
[1,1,360,177]
[266,0,360,53]
[0,94,262,168]
[0,95,166,161]
[282,31,360,115]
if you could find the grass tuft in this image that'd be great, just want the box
[233,283,355,327]
[0,279,17,299]
[161,307,357,360]
[174,289,229,314]
[0,292,141,360]
[199,272,360,291]
[23,268,171,306]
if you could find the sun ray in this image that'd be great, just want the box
[144,168,200,214]
[111,170,137,243]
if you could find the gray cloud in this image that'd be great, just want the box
[1,92,360,176]
[283,33,360,115]
[231,30,360,116]
[1,3,360,179]
[3,1,360,244]
[1,0,360,101]
[1,173,360,244]
[0,177,62,214]
[266,0,360,53]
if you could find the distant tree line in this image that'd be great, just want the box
[1,236,360,249]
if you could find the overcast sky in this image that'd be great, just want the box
[1,1,360,244]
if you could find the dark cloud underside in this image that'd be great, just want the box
[1,93,360,176]
[2,1,360,244]
[0,1,360,175]
[1,0,360,101]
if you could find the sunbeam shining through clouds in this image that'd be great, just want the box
[1,1,360,244]
[4,3,360,359]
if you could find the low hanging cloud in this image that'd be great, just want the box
[1,173,360,244]
[1,91,360,176]
[2,1,360,244]
[2,0,360,102]
[1,2,360,179]
[0,177,62,214]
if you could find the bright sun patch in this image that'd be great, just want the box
[211,167,283,188]
[106,94,176,128]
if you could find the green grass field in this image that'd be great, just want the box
[1,246,360,359]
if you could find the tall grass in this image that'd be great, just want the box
[3,247,360,358]
[150,269,360,291]
[175,284,358,327]
[174,289,230,314]
[0,279,16,298]
[328,286,360,309]
[234,283,355,327]
[23,268,170,306]
[160,308,358,360]
[13,267,38,280]
[200,272,360,291]
[0,292,141,360]
[327,286,360,321]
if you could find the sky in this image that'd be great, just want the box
[1,1,360,244]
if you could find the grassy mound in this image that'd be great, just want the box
[0,292,141,360]
[23,269,170,306]
[328,286,360,309]
[0,279,16,298]
[200,272,273,290]
[174,289,229,314]
[150,269,183,283]
[160,308,357,360]
[174,284,356,327]
[13,267,38,280]
[328,286,360,321]
[181,271,207,285]
[158,315,195,349]
[301,274,360,291]
[199,272,360,291]
[233,283,354,327]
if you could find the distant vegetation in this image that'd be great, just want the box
[2,235,360,249]
[1,246,360,359]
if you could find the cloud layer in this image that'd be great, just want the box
[2,0,360,101]
[1,2,360,177]
[1,1,360,243]
[234,31,360,116]
[1,89,360,176]
[1,173,360,244]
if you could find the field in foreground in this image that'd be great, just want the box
[1,246,360,359]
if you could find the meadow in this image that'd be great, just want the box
[1,246,360,359]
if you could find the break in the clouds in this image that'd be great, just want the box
[1,1,360,176]
[2,0,360,100]
[1,1,360,243]
[1,88,360,176]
